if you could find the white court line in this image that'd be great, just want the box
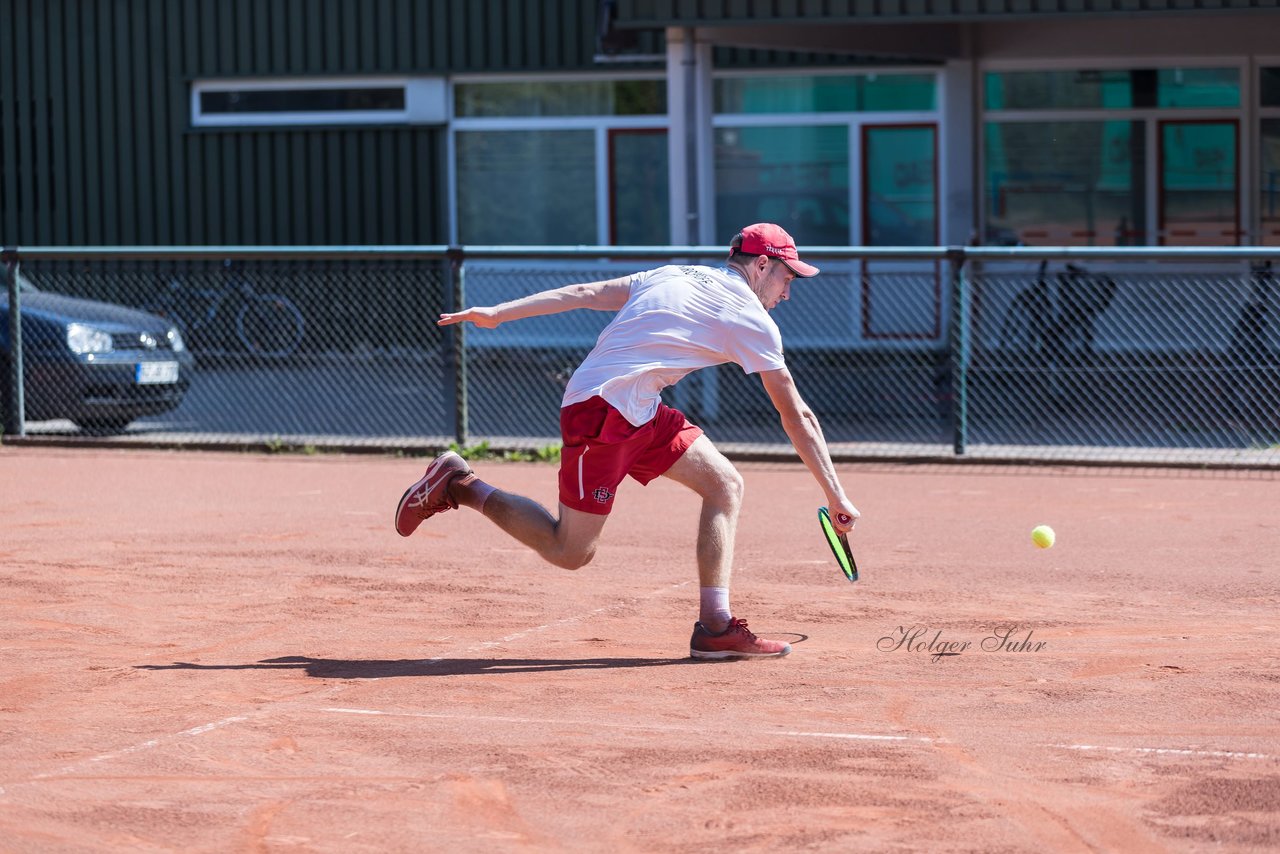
[424,583,691,665]
[322,707,934,744]
[322,708,1273,760]
[324,707,708,734]
[30,715,251,781]
[22,562,1269,797]
[1049,743,1274,761]
[5,579,693,792]
[782,730,935,743]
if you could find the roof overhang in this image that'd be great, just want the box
[615,0,1280,29]
[695,23,966,61]
[611,3,1280,63]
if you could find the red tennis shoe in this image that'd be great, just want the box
[394,451,476,537]
[689,618,791,660]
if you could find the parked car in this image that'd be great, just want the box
[1,269,195,433]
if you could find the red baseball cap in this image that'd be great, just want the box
[734,222,820,278]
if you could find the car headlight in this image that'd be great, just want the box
[66,323,113,355]
[166,326,186,352]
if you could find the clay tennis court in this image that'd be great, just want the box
[1,445,1277,852]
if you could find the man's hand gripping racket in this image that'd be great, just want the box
[818,505,858,582]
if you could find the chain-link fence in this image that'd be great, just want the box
[962,255,1280,465]
[4,246,1279,467]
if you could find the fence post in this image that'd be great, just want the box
[446,247,469,448]
[948,247,969,456]
[3,248,24,438]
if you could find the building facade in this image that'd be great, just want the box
[2,0,1278,248]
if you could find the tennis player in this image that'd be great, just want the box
[396,223,859,659]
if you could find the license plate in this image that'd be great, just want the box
[136,361,179,385]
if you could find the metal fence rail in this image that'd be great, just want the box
[4,245,1280,467]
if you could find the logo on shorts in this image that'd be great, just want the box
[592,486,614,504]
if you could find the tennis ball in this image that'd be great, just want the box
[1031,525,1056,549]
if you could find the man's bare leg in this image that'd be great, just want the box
[664,436,789,659]
[452,477,608,571]
[661,435,744,589]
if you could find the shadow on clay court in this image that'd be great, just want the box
[135,636,809,677]
[135,655,727,678]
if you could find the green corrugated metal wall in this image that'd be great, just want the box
[0,0,608,246]
[16,0,1208,246]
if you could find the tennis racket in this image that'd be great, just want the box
[818,506,858,582]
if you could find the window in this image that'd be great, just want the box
[986,120,1146,245]
[1262,122,1280,244]
[714,125,850,247]
[1157,68,1239,109]
[609,130,670,245]
[863,126,936,246]
[1160,121,1239,246]
[451,76,667,245]
[985,68,1239,111]
[983,65,1242,245]
[456,131,597,245]
[863,125,940,340]
[455,80,665,117]
[711,71,938,247]
[452,71,938,246]
[191,78,446,127]
[1263,68,1280,108]
[986,69,1141,110]
[199,88,404,114]
[1260,68,1280,245]
[715,73,935,114]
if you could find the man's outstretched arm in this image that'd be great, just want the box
[437,276,632,329]
[759,366,860,533]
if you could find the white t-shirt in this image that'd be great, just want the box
[561,264,786,426]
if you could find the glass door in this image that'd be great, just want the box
[862,124,937,246]
[861,124,940,340]
[1262,118,1280,245]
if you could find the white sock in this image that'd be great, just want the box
[453,476,496,511]
[699,586,732,632]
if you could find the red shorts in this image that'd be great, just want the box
[558,396,703,515]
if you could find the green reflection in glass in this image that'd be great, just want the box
[455,80,665,117]
[714,125,849,246]
[715,74,934,114]
[456,130,596,244]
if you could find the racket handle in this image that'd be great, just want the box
[837,513,852,526]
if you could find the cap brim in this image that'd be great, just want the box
[782,258,820,278]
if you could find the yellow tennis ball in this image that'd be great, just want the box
[1031,525,1056,549]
